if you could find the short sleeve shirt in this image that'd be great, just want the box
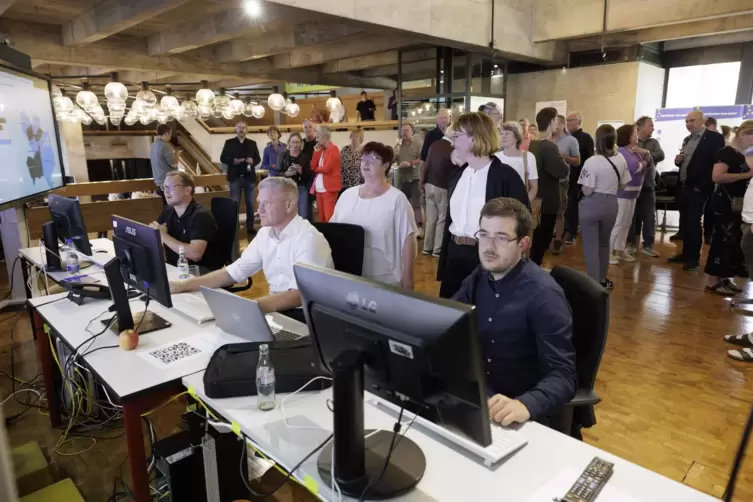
[578,154,630,195]
[157,200,220,270]
[556,135,580,182]
[356,99,376,121]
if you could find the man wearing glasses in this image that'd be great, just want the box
[452,197,575,429]
[149,171,221,272]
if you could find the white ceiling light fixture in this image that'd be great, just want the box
[242,98,254,118]
[196,80,215,107]
[214,87,231,111]
[160,86,180,112]
[229,92,245,115]
[244,0,262,18]
[267,86,285,111]
[251,102,265,119]
[284,96,300,118]
[136,82,157,108]
[198,105,212,120]
[75,82,98,112]
[181,100,199,119]
[222,107,236,120]
[325,90,341,111]
[104,73,128,103]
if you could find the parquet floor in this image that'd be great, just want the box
[3,227,753,500]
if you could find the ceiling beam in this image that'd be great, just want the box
[323,48,435,73]
[273,34,416,69]
[147,5,306,56]
[0,1,19,16]
[362,59,436,78]
[214,21,362,62]
[62,0,191,46]
[567,12,753,51]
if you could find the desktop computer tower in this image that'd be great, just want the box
[41,221,61,271]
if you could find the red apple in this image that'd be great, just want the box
[118,329,139,350]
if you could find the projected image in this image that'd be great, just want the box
[0,66,64,207]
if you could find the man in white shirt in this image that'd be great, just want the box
[170,177,334,320]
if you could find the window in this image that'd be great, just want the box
[665,62,741,108]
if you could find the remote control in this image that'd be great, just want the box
[559,457,614,502]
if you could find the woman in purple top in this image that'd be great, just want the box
[610,124,651,263]
[262,125,286,176]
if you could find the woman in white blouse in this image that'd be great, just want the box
[496,121,538,204]
[331,141,417,289]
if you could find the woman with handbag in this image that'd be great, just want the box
[704,120,753,295]
[577,125,630,289]
[496,122,539,226]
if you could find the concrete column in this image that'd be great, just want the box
[58,121,88,183]
[735,42,753,105]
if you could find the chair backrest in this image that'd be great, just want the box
[211,197,240,266]
[658,171,680,194]
[313,222,365,276]
[550,266,610,398]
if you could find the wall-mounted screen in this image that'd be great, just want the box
[0,63,65,209]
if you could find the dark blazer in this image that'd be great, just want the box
[220,137,261,182]
[675,129,725,195]
[436,156,530,281]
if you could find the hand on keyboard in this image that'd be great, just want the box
[488,394,531,426]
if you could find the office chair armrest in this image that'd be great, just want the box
[223,278,252,294]
[565,389,601,408]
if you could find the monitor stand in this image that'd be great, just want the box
[317,351,425,500]
[101,258,172,336]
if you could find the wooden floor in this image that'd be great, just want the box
[4,228,753,500]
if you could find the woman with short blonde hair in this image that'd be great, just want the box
[436,112,529,298]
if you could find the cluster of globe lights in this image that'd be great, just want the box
[52,79,303,126]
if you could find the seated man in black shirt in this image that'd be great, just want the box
[453,197,576,427]
[150,171,220,272]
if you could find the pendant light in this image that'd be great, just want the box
[181,100,199,119]
[229,92,245,115]
[104,73,128,103]
[242,98,254,118]
[267,86,285,111]
[284,96,300,118]
[325,90,341,111]
[75,82,98,112]
[136,82,157,108]
[160,86,179,112]
[251,102,265,119]
[214,87,230,111]
[195,80,215,107]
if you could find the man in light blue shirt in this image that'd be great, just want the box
[149,124,177,205]
[551,115,581,254]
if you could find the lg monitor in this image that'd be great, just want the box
[107,215,173,334]
[47,194,92,256]
[294,263,491,499]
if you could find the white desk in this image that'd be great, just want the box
[26,261,244,502]
[182,375,719,502]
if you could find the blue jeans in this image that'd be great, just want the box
[297,185,312,221]
[229,177,255,237]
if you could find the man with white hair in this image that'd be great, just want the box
[564,111,594,244]
[170,177,333,321]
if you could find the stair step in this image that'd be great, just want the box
[20,478,84,502]
[11,442,53,497]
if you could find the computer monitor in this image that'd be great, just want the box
[294,263,491,499]
[106,215,173,334]
[47,194,92,256]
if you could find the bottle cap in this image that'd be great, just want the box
[259,343,268,352]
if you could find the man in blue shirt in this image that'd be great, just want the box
[453,197,576,427]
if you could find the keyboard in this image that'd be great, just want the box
[369,396,528,468]
[271,327,303,342]
[171,292,215,323]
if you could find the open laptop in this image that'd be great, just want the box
[199,286,308,342]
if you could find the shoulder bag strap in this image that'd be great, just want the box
[604,155,622,183]
[522,150,529,187]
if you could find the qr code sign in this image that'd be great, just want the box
[148,342,200,365]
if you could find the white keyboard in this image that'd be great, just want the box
[171,292,215,323]
[369,395,528,468]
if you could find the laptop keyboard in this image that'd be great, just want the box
[271,328,302,342]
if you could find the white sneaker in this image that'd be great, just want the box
[626,244,637,255]
[642,246,660,257]
[621,251,636,262]
[609,255,619,265]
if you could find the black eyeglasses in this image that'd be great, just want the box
[474,230,520,246]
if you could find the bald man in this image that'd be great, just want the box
[668,110,725,271]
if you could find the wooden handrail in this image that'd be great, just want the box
[203,119,401,134]
[50,174,228,198]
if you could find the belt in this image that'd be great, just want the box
[451,235,478,246]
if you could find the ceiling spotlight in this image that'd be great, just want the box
[244,0,262,17]
[493,64,498,69]
[196,80,215,107]
[267,86,285,111]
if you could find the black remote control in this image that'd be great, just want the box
[559,457,614,502]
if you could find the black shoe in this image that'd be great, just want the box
[552,240,563,255]
[668,254,686,263]
[683,261,701,271]
[704,236,712,245]
[723,279,744,294]
[669,233,683,241]
[600,279,615,290]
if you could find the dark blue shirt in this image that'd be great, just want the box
[453,259,576,420]
[420,126,445,162]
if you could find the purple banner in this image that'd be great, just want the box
[656,105,744,122]
[744,105,753,120]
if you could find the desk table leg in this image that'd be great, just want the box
[30,308,62,428]
[20,257,32,301]
[122,384,185,502]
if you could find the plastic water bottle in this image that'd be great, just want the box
[64,238,79,276]
[256,344,276,411]
[177,245,189,280]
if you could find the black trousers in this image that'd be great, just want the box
[565,167,582,237]
[704,191,743,278]
[678,185,709,264]
[438,239,479,299]
[530,213,557,265]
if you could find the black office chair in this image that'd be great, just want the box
[210,196,251,292]
[313,223,365,276]
[550,265,610,440]
[656,171,680,233]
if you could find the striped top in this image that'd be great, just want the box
[617,147,646,199]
